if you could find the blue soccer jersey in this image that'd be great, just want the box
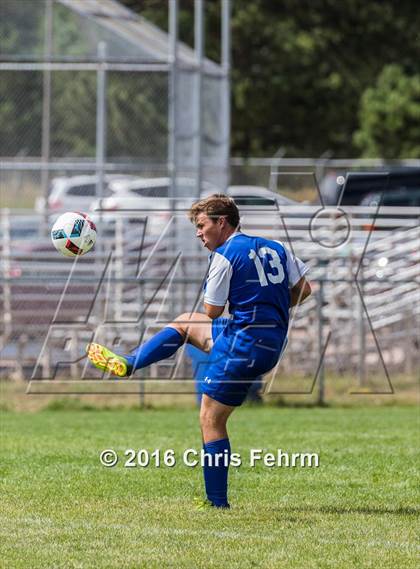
[204,232,308,329]
[198,233,309,406]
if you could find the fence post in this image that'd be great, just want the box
[16,334,27,381]
[41,0,53,235]
[1,209,12,349]
[70,329,78,379]
[42,344,51,379]
[317,280,325,405]
[138,277,145,409]
[94,41,108,329]
[194,0,204,198]
[404,308,415,376]
[168,0,178,199]
[114,217,124,322]
[358,268,366,386]
[96,41,107,204]
[221,0,231,189]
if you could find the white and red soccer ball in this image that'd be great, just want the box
[51,211,97,257]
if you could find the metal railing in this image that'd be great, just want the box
[1,207,419,400]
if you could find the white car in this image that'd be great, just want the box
[89,177,222,253]
[89,177,222,233]
[90,180,299,241]
[91,181,296,214]
[35,174,136,214]
[90,177,221,213]
[200,185,298,222]
[223,185,297,207]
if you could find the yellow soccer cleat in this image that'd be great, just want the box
[194,498,230,510]
[86,343,129,378]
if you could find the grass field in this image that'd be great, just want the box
[1,405,419,568]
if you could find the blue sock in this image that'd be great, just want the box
[203,438,231,508]
[125,327,184,372]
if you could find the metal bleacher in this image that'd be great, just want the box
[1,206,419,380]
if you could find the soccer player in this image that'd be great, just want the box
[87,194,311,509]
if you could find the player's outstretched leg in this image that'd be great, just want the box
[86,312,213,377]
[86,328,184,377]
[199,394,235,509]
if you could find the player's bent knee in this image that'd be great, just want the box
[171,313,197,333]
[168,313,192,337]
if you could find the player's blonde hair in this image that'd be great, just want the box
[188,194,240,229]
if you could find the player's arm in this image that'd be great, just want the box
[290,277,311,306]
[203,252,232,320]
[204,302,225,319]
[279,242,311,307]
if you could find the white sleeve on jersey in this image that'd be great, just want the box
[204,252,233,306]
[276,242,309,287]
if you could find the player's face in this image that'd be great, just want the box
[194,213,225,251]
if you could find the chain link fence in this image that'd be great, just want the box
[0,0,230,209]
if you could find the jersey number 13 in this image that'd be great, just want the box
[248,247,285,287]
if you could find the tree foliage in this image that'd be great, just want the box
[354,65,420,159]
[126,0,420,158]
[1,0,419,159]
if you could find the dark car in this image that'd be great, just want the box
[322,167,420,206]
[360,187,420,207]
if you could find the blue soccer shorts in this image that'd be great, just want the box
[199,317,288,407]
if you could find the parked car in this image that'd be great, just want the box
[89,177,222,241]
[91,180,297,214]
[35,174,136,214]
[321,167,420,206]
[90,181,301,245]
[223,185,298,206]
[198,184,303,239]
[90,176,221,213]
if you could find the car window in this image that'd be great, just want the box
[232,196,276,206]
[409,190,420,206]
[382,189,420,207]
[382,193,408,206]
[362,188,420,207]
[67,184,97,197]
[128,185,194,198]
[129,186,169,198]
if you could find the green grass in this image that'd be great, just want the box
[1,406,419,568]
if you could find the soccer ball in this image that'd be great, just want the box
[51,211,97,257]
